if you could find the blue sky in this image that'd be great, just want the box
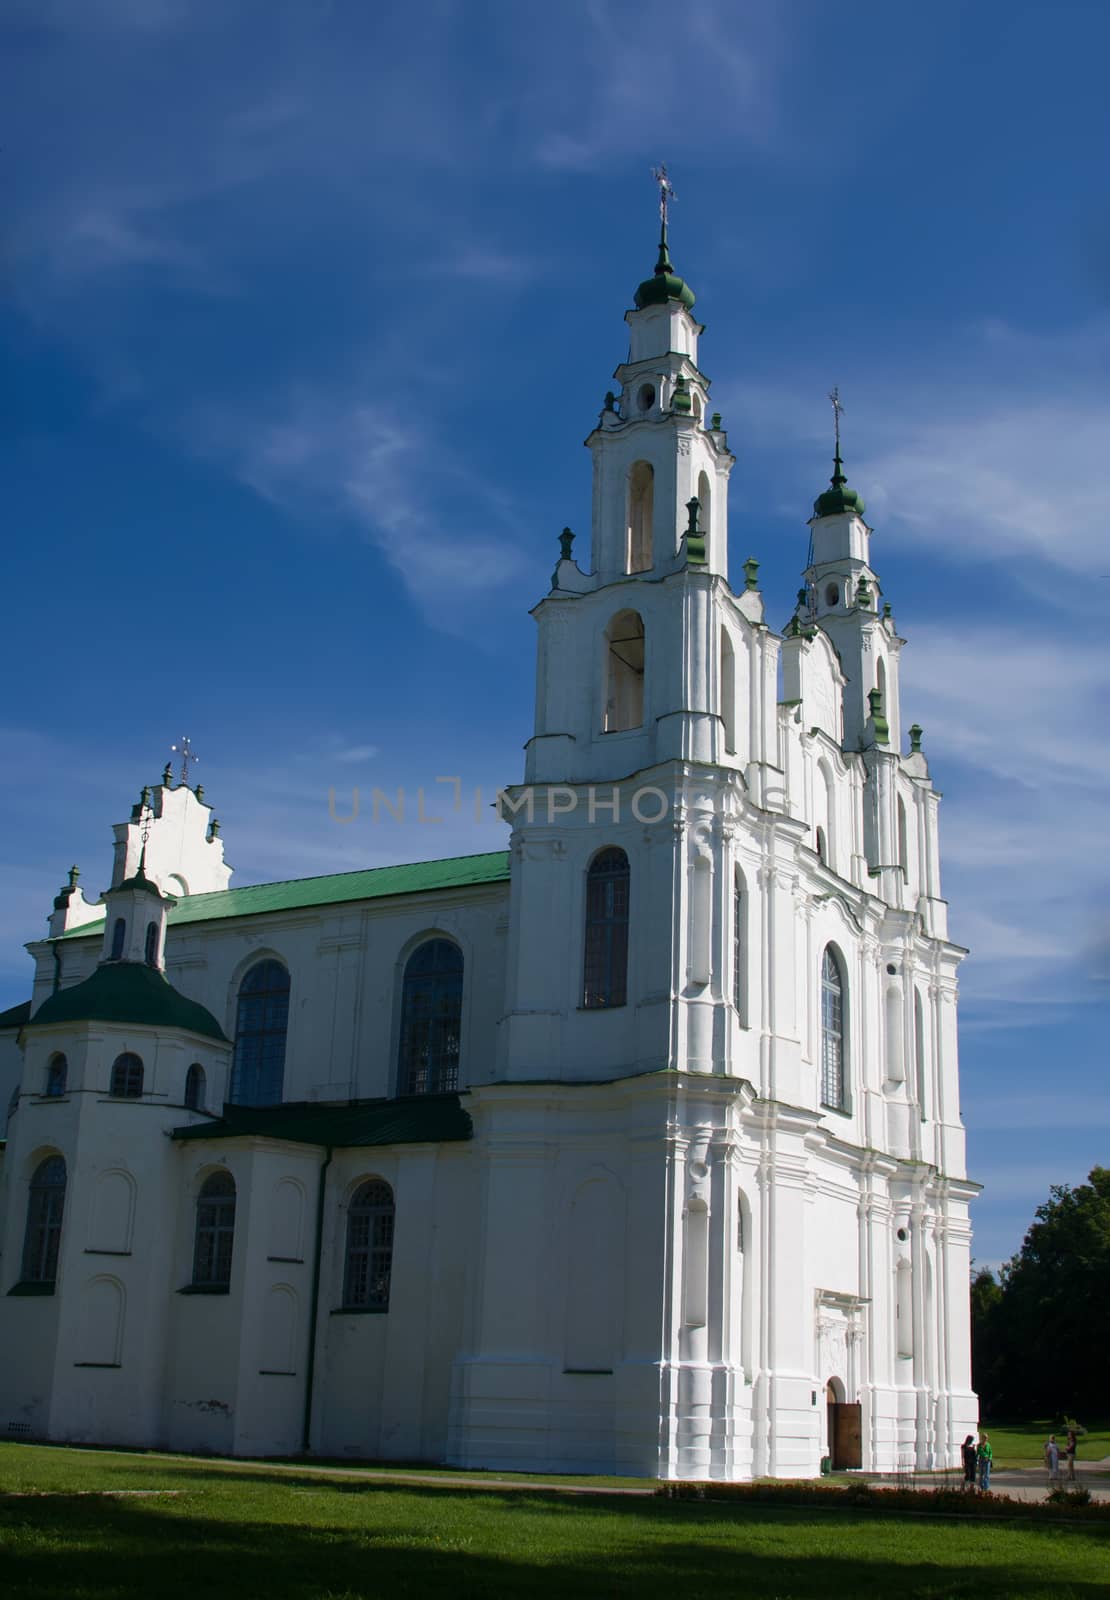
[1,0,1107,1267]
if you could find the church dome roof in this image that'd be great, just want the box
[813,453,866,519]
[634,240,696,311]
[28,961,226,1041]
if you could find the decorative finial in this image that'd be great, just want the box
[67,865,80,889]
[684,497,706,565]
[710,412,721,432]
[162,762,173,787]
[883,601,892,620]
[856,575,872,608]
[603,390,616,414]
[651,163,676,272]
[195,784,204,804]
[909,723,923,754]
[743,556,760,592]
[672,374,692,414]
[828,386,847,485]
[559,527,575,561]
[208,817,220,840]
[171,736,199,788]
[868,686,890,744]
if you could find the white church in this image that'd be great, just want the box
[0,211,978,1480]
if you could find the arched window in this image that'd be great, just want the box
[22,1155,67,1285]
[698,469,712,559]
[733,872,745,1019]
[398,940,463,1096]
[184,1063,206,1111]
[110,1052,144,1098]
[603,610,645,732]
[627,461,654,573]
[144,921,159,967]
[46,1053,68,1097]
[192,1170,236,1288]
[110,918,126,960]
[583,847,630,1009]
[825,581,840,608]
[230,960,290,1107]
[914,989,928,1119]
[720,626,736,755]
[342,1178,395,1311]
[820,947,847,1110]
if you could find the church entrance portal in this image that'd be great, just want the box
[826,1379,862,1470]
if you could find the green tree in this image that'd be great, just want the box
[982,1167,1110,1417]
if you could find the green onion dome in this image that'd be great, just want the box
[814,452,866,518]
[634,236,696,311]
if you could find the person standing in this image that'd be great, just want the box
[1066,1427,1078,1482]
[961,1434,978,1491]
[1044,1434,1060,1483]
[977,1432,993,1493]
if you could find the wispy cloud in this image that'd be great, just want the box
[185,392,533,628]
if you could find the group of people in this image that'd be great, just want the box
[961,1432,994,1492]
[961,1427,1080,1492]
[1043,1428,1079,1483]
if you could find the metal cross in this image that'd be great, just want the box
[171,736,199,787]
[651,164,676,227]
[829,387,845,454]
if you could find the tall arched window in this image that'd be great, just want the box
[603,610,645,732]
[583,847,629,1009]
[192,1170,236,1288]
[144,921,159,967]
[230,960,290,1107]
[398,940,463,1096]
[110,918,126,960]
[698,469,712,561]
[627,460,654,573]
[820,946,847,1111]
[110,1052,144,1098]
[720,626,736,755]
[184,1063,206,1111]
[22,1155,67,1285]
[342,1179,395,1311]
[733,872,745,1020]
[46,1053,68,1097]
[914,989,927,1119]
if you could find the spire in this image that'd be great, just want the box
[813,387,866,518]
[634,165,695,311]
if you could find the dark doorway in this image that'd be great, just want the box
[826,1381,862,1470]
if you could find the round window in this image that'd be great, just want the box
[637,383,656,412]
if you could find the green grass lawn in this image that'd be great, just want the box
[983,1420,1110,1470]
[2,1443,1108,1600]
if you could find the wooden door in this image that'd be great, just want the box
[832,1401,863,1469]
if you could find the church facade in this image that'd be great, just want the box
[0,226,978,1480]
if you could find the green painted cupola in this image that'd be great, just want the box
[813,450,866,520]
[634,229,696,311]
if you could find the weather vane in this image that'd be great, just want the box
[829,386,844,455]
[651,164,675,229]
[171,736,199,787]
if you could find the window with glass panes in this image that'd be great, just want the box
[192,1171,236,1287]
[398,940,462,1095]
[230,960,290,1106]
[110,1052,144,1098]
[820,947,846,1109]
[582,848,629,1008]
[342,1179,395,1310]
[22,1155,67,1283]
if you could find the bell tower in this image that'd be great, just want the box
[585,167,734,585]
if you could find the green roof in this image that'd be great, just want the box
[172,1093,472,1148]
[60,850,511,944]
[0,999,31,1030]
[814,452,866,519]
[27,961,226,1041]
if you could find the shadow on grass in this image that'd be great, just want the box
[2,1485,1108,1600]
